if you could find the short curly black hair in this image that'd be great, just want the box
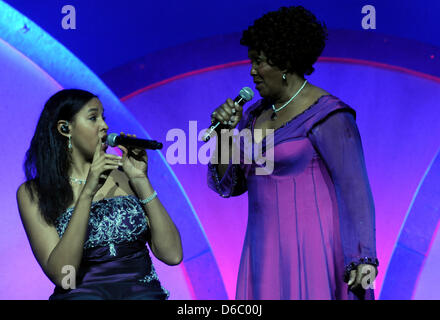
[240,6,328,77]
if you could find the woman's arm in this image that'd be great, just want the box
[308,111,378,285]
[129,177,183,266]
[17,139,122,287]
[17,183,93,287]
[207,100,258,198]
[207,134,248,198]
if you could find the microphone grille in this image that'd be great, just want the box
[106,133,118,147]
[239,87,254,102]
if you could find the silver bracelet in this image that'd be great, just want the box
[139,191,157,205]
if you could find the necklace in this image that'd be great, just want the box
[70,177,87,185]
[271,79,308,121]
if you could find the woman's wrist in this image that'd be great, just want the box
[129,175,149,186]
[79,187,95,201]
[129,175,154,198]
[139,190,157,205]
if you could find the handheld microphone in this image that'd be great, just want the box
[106,133,163,150]
[202,87,254,142]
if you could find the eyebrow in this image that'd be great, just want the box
[87,108,104,113]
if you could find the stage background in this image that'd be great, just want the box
[1,0,440,299]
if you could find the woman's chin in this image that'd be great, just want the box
[255,85,270,98]
[257,89,269,98]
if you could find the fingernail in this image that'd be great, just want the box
[232,108,236,114]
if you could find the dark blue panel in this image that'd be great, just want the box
[184,251,228,299]
[380,244,425,300]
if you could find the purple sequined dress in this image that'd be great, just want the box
[49,195,169,300]
[208,95,378,300]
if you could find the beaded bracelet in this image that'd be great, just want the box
[139,191,157,205]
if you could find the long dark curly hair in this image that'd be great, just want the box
[23,89,97,225]
[240,6,328,77]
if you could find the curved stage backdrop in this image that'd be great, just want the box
[1,0,440,299]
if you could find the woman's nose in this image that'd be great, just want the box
[250,65,258,76]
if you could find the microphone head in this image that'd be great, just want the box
[106,133,119,147]
[239,87,254,102]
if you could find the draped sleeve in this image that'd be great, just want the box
[207,101,263,198]
[307,110,378,280]
[207,158,248,198]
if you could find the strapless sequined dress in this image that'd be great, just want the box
[49,195,169,300]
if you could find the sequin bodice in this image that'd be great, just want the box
[54,195,149,256]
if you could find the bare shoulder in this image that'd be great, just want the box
[17,181,37,211]
[307,84,331,102]
[16,181,60,275]
[16,181,53,226]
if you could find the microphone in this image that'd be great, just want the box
[202,87,254,142]
[106,133,163,150]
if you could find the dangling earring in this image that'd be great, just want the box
[68,136,72,150]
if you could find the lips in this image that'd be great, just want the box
[253,79,263,89]
[101,135,108,151]
[255,82,263,90]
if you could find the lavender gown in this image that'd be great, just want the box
[208,95,378,300]
[49,195,169,300]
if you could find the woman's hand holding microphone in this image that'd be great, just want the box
[82,134,123,198]
[211,99,244,130]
